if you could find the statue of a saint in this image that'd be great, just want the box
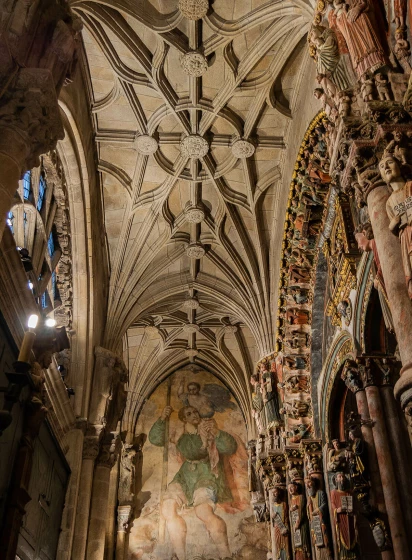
[327,439,347,472]
[356,225,394,331]
[270,486,292,560]
[331,0,389,79]
[305,477,333,560]
[330,472,358,560]
[260,364,281,426]
[288,481,311,560]
[251,374,266,433]
[379,152,412,299]
[309,25,354,92]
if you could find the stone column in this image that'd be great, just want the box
[56,424,85,560]
[366,184,412,437]
[378,362,412,535]
[71,435,100,560]
[361,361,410,560]
[86,435,119,560]
[104,455,119,560]
[115,505,132,560]
[341,362,386,514]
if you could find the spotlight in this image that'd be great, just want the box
[28,281,33,290]
[45,318,56,328]
[27,315,39,329]
[66,387,75,396]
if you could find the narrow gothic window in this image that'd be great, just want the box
[37,174,46,212]
[23,171,31,200]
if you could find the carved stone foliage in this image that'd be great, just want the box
[180,135,209,159]
[180,51,208,77]
[186,242,205,259]
[178,0,209,20]
[231,139,255,159]
[42,151,73,331]
[135,134,158,155]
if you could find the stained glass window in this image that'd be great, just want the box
[48,231,55,257]
[23,211,28,240]
[41,291,47,309]
[37,175,46,212]
[7,211,14,233]
[52,271,57,299]
[23,171,31,200]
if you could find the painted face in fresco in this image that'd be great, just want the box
[183,406,201,426]
[379,155,402,184]
[187,383,200,395]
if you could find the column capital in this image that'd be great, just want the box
[82,436,100,461]
[117,505,132,533]
[96,433,120,469]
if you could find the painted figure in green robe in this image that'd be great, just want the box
[149,405,237,560]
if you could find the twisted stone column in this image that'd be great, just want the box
[71,435,100,559]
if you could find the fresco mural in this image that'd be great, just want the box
[128,368,261,560]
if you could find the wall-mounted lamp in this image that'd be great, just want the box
[45,318,56,328]
[18,314,38,363]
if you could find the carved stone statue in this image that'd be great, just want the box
[356,224,394,331]
[260,363,281,426]
[379,152,412,299]
[118,442,139,505]
[89,347,128,427]
[309,25,354,93]
[288,481,311,560]
[270,486,291,560]
[327,439,347,472]
[305,477,333,560]
[330,472,358,560]
[331,0,389,79]
[251,374,266,433]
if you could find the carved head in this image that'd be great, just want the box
[332,438,340,450]
[355,231,371,252]
[313,88,324,100]
[379,153,403,184]
[334,471,347,490]
[272,487,283,502]
[288,481,300,496]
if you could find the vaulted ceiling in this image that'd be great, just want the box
[73,0,316,432]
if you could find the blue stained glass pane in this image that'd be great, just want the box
[23,211,28,238]
[48,232,55,257]
[41,292,47,309]
[52,271,56,298]
[37,175,46,211]
[7,211,14,233]
[23,171,31,200]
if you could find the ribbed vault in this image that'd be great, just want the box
[75,0,315,430]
